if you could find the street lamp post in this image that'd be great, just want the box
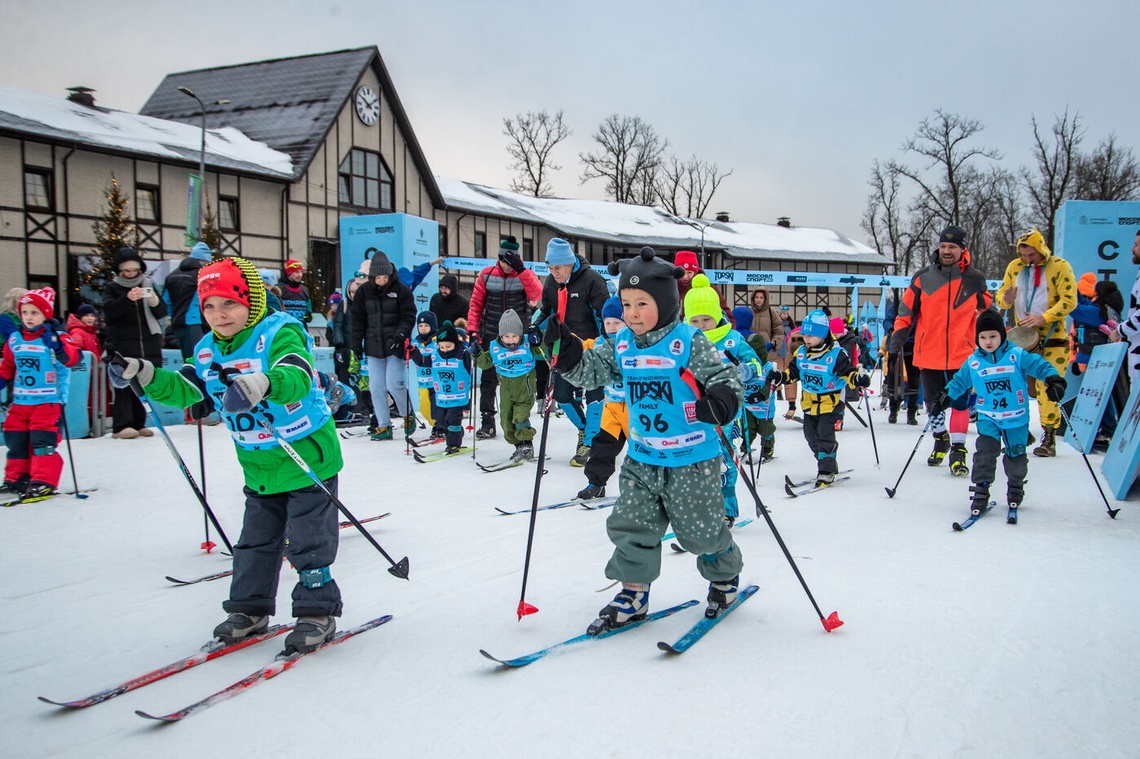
[177,86,229,242]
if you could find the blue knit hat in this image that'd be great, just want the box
[189,242,213,261]
[545,238,576,266]
[417,311,438,331]
[800,309,831,339]
[601,295,623,321]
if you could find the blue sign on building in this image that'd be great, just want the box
[339,214,440,313]
[1053,200,1140,286]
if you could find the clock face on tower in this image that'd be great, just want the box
[354,85,379,126]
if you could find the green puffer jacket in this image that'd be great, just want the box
[141,319,342,495]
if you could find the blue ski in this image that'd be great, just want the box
[952,501,996,531]
[479,599,698,667]
[657,585,759,654]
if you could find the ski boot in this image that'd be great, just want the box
[576,483,606,500]
[724,515,736,529]
[429,427,446,443]
[570,430,590,467]
[282,616,336,656]
[969,483,990,516]
[510,442,535,462]
[587,584,649,635]
[23,482,56,499]
[370,425,393,441]
[706,575,740,619]
[760,444,775,464]
[927,432,950,466]
[1033,427,1056,458]
[475,414,497,440]
[815,471,836,488]
[907,407,919,426]
[948,444,969,476]
[0,477,27,497]
[888,408,898,424]
[445,444,463,455]
[213,612,270,646]
[403,413,417,435]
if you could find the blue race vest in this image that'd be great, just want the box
[795,344,845,395]
[962,350,1031,427]
[614,323,720,467]
[432,353,471,408]
[414,338,437,388]
[6,332,69,405]
[745,359,777,418]
[489,341,535,378]
[193,311,330,450]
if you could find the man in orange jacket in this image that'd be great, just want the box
[889,225,993,475]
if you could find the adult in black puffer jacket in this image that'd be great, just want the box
[101,247,168,438]
[429,273,469,327]
[350,252,416,436]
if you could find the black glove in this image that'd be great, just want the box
[695,382,739,426]
[385,335,405,355]
[930,390,952,416]
[745,388,769,405]
[1070,362,1083,377]
[467,341,482,358]
[853,373,871,388]
[526,325,543,346]
[501,251,525,274]
[766,369,784,387]
[408,345,423,363]
[1045,375,1067,402]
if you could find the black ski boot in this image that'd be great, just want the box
[948,443,969,476]
[510,442,535,462]
[213,612,270,645]
[576,483,606,500]
[283,616,336,656]
[928,432,950,466]
[706,575,740,618]
[587,584,649,635]
[475,414,497,440]
[969,483,990,516]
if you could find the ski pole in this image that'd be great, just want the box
[884,414,934,498]
[405,340,412,457]
[57,406,89,500]
[470,347,478,460]
[1057,404,1120,519]
[862,387,880,468]
[516,286,567,620]
[121,372,234,553]
[688,377,843,633]
[208,358,410,576]
[197,418,215,552]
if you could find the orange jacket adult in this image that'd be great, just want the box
[888,248,992,370]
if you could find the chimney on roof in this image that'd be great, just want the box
[777,216,792,228]
[66,86,96,108]
[715,211,731,223]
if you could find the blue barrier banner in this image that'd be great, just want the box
[1065,342,1126,452]
[339,213,440,314]
[64,351,93,439]
[151,350,189,427]
[313,347,334,377]
[1102,381,1140,500]
[1054,200,1140,287]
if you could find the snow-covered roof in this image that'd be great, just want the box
[0,85,293,179]
[436,177,886,265]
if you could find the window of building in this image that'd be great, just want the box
[523,237,533,260]
[136,184,159,222]
[24,168,52,211]
[337,148,394,211]
[474,231,486,257]
[218,196,239,231]
[438,226,448,258]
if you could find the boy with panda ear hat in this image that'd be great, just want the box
[543,246,746,631]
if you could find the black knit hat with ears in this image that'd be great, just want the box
[437,320,460,345]
[975,309,1006,344]
[607,246,685,326]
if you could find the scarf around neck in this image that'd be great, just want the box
[113,271,162,337]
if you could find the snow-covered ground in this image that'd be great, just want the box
[5,399,1140,758]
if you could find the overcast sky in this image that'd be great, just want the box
[1,0,1137,242]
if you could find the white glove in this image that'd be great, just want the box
[222,372,270,413]
[108,357,154,389]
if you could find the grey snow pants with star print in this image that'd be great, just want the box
[605,456,743,585]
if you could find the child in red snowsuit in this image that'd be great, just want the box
[0,288,81,498]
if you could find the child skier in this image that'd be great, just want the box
[108,256,344,656]
[575,295,628,500]
[768,309,870,487]
[409,320,471,454]
[741,337,778,463]
[545,247,745,629]
[932,309,1064,516]
[412,311,442,439]
[684,274,764,525]
[0,288,81,499]
[471,309,537,462]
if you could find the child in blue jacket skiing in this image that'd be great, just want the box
[545,247,745,630]
[471,309,538,462]
[933,309,1064,516]
[409,320,472,454]
[412,311,441,438]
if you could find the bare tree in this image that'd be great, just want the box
[1021,110,1083,249]
[1074,133,1140,201]
[862,159,931,276]
[894,110,1003,227]
[503,109,571,197]
[579,114,668,205]
[960,166,1022,279]
[656,154,733,217]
